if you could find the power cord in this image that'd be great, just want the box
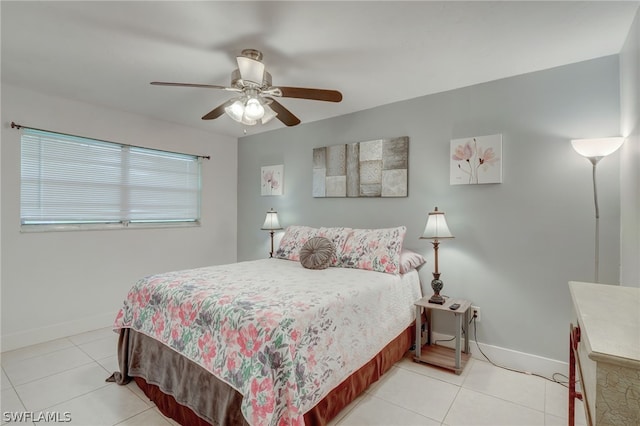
[424,308,574,388]
[470,315,573,388]
[433,311,473,345]
[433,336,455,344]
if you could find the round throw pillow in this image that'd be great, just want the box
[299,237,336,270]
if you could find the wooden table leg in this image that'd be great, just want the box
[569,323,582,426]
[569,327,576,426]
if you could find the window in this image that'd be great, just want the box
[20,128,201,230]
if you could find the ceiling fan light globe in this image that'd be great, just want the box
[224,99,245,122]
[240,115,257,126]
[244,97,265,120]
[261,105,278,124]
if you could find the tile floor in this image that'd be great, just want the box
[1,327,587,426]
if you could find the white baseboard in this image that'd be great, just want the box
[1,311,117,352]
[431,331,568,379]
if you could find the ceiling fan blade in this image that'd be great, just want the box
[151,81,240,92]
[274,86,342,102]
[265,98,301,126]
[201,100,232,120]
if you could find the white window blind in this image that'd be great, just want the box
[20,128,201,228]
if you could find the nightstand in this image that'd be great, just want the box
[414,296,472,374]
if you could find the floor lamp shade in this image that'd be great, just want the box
[420,207,454,304]
[571,137,624,160]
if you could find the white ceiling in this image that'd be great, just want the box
[2,1,638,139]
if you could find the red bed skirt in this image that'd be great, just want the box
[131,324,414,425]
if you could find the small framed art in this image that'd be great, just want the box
[450,134,502,185]
[261,164,283,196]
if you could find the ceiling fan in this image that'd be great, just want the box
[151,49,343,127]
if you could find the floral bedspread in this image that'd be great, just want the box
[113,259,421,426]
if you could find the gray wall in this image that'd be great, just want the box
[237,56,621,362]
[620,7,640,287]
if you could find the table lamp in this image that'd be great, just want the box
[261,208,283,258]
[420,207,454,304]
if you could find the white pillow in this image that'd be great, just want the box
[399,249,427,274]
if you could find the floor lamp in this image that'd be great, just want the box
[571,137,624,282]
[261,208,283,258]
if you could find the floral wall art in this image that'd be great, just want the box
[450,134,502,185]
[312,137,409,197]
[261,164,283,196]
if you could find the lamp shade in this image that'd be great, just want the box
[261,208,282,230]
[571,137,624,158]
[420,207,454,240]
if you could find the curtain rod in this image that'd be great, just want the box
[10,121,211,160]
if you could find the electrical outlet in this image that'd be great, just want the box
[472,306,481,322]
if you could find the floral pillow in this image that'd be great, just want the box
[316,227,353,266]
[340,226,407,274]
[275,225,318,261]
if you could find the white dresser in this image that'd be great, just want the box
[568,281,640,426]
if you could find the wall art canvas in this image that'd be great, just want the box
[261,164,283,196]
[313,137,408,197]
[450,134,502,185]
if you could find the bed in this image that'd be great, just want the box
[109,226,424,425]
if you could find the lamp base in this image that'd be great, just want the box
[268,231,275,258]
[428,294,446,305]
[428,274,445,305]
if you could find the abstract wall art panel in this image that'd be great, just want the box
[313,137,409,197]
[450,134,502,185]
